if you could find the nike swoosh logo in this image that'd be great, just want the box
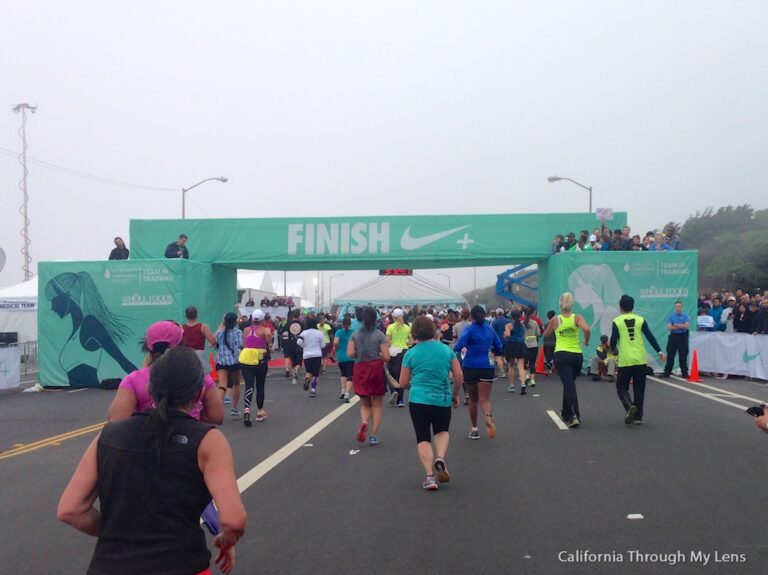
[743,351,762,363]
[400,225,470,251]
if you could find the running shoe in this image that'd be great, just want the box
[284,371,290,378]
[309,387,316,397]
[291,377,297,385]
[485,414,496,439]
[625,405,638,425]
[339,391,346,400]
[397,401,405,408]
[255,410,267,422]
[230,408,239,417]
[303,379,310,391]
[368,435,380,446]
[243,409,252,427]
[389,391,399,406]
[343,392,351,403]
[357,422,368,443]
[464,394,469,406]
[633,419,643,426]
[507,384,515,393]
[422,476,439,491]
[434,459,451,483]
[224,397,232,405]
[520,386,527,395]
[568,416,581,428]
[468,429,480,440]
[529,377,536,387]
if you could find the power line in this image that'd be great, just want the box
[0,146,177,192]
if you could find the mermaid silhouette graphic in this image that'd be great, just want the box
[45,272,138,387]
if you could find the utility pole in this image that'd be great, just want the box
[13,103,37,281]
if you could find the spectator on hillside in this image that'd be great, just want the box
[563,232,577,251]
[733,303,753,334]
[753,300,768,335]
[622,226,632,245]
[609,229,629,251]
[584,235,600,251]
[600,229,613,251]
[697,308,715,331]
[642,232,655,250]
[709,297,726,331]
[721,296,737,332]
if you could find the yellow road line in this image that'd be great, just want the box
[0,422,106,460]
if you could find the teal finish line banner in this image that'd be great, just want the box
[131,213,627,270]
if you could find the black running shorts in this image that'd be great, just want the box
[409,402,452,443]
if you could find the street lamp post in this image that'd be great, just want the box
[547,176,592,213]
[182,177,228,219]
[436,273,451,289]
[329,273,344,309]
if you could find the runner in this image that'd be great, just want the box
[503,309,528,394]
[280,308,304,384]
[453,308,472,405]
[240,309,272,426]
[523,310,542,388]
[389,316,464,490]
[297,318,325,397]
[215,312,243,417]
[610,294,665,425]
[348,307,391,446]
[454,305,504,440]
[318,313,332,374]
[58,346,247,575]
[334,316,355,402]
[541,292,591,428]
[107,320,223,425]
[438,309,457,348]
[386,308,412,407]
[181,306,216,374]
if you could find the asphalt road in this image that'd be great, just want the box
[2,365,768,575]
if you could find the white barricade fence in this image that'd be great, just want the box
[690,332,768,380]
[0,346,21,390]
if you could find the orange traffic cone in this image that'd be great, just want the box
[209,353,218,381]
[535,347,547,375]
[687,350,701,383]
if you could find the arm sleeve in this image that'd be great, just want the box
[455,328,469,352]
[164,243,177,258]
[641,321,661,353]
[610,322,619,352]
[108,249,116,261]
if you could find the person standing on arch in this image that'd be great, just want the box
[610,295,665,425]
[165,234,190,259]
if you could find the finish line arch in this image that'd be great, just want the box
[36,211,697,387]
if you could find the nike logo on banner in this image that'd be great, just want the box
[400,225,470,251]
[743,351,762,363]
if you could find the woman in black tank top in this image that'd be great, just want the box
[58,347,247,575]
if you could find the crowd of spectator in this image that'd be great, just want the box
[551,224,682,254]
[244,295,295,308]
[697,290,768,335]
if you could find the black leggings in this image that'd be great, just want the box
[242,363,268,410]
[409,402,452,443]
[554,351,582,420]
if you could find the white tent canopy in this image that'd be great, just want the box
[333,274,467,306]
[0,277,38,342]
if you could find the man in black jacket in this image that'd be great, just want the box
[165,234,189,259]
[753,300,768,335]
[109,237,129,260]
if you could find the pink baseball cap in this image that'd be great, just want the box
[146,320,184,350]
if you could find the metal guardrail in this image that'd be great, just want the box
[2,341,38,375]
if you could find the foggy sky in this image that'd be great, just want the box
[1,1,766,300]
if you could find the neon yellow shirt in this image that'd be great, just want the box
[386,322,411,349]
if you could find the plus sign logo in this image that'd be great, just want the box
[457,233,475,250]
